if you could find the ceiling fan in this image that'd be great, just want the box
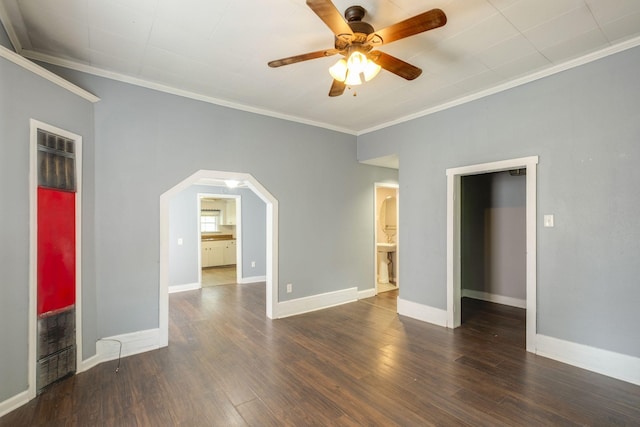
[268,0,447,97]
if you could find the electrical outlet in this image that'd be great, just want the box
[177,238,183,245]
[251,261,256,268]
[544,214,554,228]
[286,283,292,293]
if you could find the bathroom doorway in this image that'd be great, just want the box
[375,183,399,294]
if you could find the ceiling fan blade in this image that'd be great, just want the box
[369,51,422,80]
[328,79,346,97]
[369,8,446,45]
[268,49,338,68]
[306,0,354,41]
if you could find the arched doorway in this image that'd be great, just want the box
[158,170,278,346]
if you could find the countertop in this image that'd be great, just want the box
[201,234,235,241]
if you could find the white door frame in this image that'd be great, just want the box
[197,193,242,285]
[446,156,538,353]
[374,183,399,293]
[159,170,278,347]
[28,119,84,398]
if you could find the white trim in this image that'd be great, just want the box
[0,390,30,418]
[276,287,358,319]
[358,288,376,299]
[536,334,640,386]
[168,283,201,294]
[160,170,279,348]
[0,45,100,103]
[0,0,23,52]
[238,275,266,284]
[11,34,640,135]
[77,353,102,373]
[461,289,526,309]
[397,298,447,327]
[3,0,640,137]
[96,329,161,363]
[446,156,538,352]
[234,197,242,283]
[358,36,640,135]
[71,329,163,373]
[28,120,84,400]
[18,49,354,135]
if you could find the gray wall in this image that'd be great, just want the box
[169,185,266,286]
[461,172,526,300]
[44,65,398,340]
[0,56,96,401]
[358,46,640,358]
[0,23,12,50]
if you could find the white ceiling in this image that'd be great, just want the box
[1,0,640,135]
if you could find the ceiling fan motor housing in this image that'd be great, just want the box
[335,5,374,49]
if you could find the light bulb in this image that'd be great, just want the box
[329,59,348,82]
[328,52,381,85]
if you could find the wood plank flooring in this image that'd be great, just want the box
[202,265,237,287]
[2,285,640,426]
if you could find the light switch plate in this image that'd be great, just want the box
[544,215,554,228]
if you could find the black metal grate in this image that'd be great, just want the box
[36,307,76,392]
[37,129,76,191]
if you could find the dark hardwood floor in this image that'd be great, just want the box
[2,285,640,426]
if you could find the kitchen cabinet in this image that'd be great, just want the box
[202,239,236,267]
[202,241,224,267]
[223,199,236,225]
[223,240,236,265]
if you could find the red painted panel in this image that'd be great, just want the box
[37,187,76,315]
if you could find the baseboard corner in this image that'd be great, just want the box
[397,298,447,327]
[358,288,376,299]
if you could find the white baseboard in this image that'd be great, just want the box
[96,328,162,364]
[0,389,30,418]
[276,287,358,318]
[78,353,102,373]
[536,334,640,386]
[397,298,447,327]
[238,275,266,284]
[358,288,376,299]
[0,328,162,417]
[168,282,201,293]
[462,289,526,309]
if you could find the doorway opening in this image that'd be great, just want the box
[375,183,399,294]
[460,170,527,348]
[446,156,538,352]
[198,193,241,287]
[159,170,279,347]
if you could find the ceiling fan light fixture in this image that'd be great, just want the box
[329,58,348,81]
[329,51,381,85]
[224,179,240,188]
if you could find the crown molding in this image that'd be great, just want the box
[0,45,100,103]
[358,35,640,135]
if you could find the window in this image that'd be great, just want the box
[201,209,220,232]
